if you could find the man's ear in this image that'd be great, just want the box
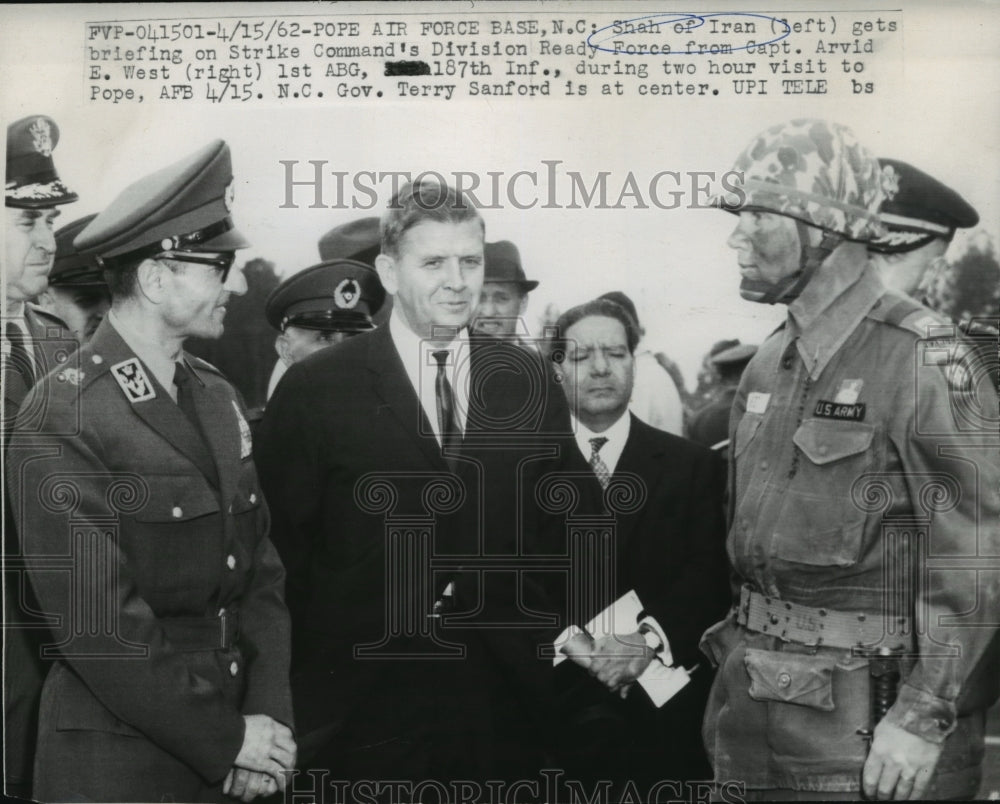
[275,332,293,366]
[375,253,398,296]
[135,258,167,303]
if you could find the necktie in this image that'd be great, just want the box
[172,361,220,488]
[589,436,611,490]
[4,321,35,392]
[432,349,461,455]
[173,362,201,433]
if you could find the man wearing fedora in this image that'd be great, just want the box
[473,240,539,347]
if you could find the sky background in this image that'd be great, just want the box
[3,1,998,388]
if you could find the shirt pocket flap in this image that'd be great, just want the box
[744,648,836,711]
[793,419,874,466]
[133,474,220,523]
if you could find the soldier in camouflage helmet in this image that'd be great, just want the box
[701,119,1000,800]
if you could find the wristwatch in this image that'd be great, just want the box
[638,622,664,654]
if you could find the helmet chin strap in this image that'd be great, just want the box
[745,222,843,305]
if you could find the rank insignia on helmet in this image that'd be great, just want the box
[334,277,360,309]
[111,358,156,403]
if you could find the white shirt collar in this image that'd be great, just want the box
[388,306,470,443]
[572,410,631,476]
[108,310,182,401]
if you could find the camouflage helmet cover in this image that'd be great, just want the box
[722,118,887,241]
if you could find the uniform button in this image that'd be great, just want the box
[818,445,829,456]
[777,671,792,689]
[226,554,236,570]
[92,354,104,365]
[760,460,769,470]
[782,357,792,369]
[229,661,238,677]
[249,493,257,504]
[171,506,183,518]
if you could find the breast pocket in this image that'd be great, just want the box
[127,474,222,594]
[772,419,876,567]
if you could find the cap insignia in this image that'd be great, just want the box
[224,179,235,212]
[880,164,900,202]
[334,277,360,309]
[28,117,53,157]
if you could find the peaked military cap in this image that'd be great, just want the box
[74,140,249,268]
[485,240,538,291]
[6,115,77,208]
[870,158,979,253]
[318,217,381,265]
[266,260,385,333]
[51,214,106,288]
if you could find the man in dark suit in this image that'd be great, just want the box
[3,114,79,800]
[533,297,730,792]
[8,140,295,802]
[255,179,566,790]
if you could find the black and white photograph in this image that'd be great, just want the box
[2,2,998,802]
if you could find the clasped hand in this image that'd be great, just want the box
[223,714,297,802]
[562,631,656,697]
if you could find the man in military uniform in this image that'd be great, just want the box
[7,140,295,802]
[700,119,1000,800]
[265,216,386,400]
[3,114,78,800]
[868,158,979,299]
[35,213,111,342]
[264,257,385,397]
[472,240,539,344]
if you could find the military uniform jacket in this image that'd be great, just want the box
[6,318,292,793]
[707,254,1000,790]
[3,305,76,797]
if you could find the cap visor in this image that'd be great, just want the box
[200,227,250,251]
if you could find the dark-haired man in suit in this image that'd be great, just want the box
[537,297,730,790]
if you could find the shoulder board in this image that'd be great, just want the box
[866,293,950,338]
[186,354,226,379]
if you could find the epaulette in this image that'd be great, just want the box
[186,354,226,379]
[49,345,109,393]
[866,293,953,339]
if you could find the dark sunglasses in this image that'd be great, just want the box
[159,251,236,282]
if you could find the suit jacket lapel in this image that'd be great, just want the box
[368,325,449,472]
[613,415,665,550]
